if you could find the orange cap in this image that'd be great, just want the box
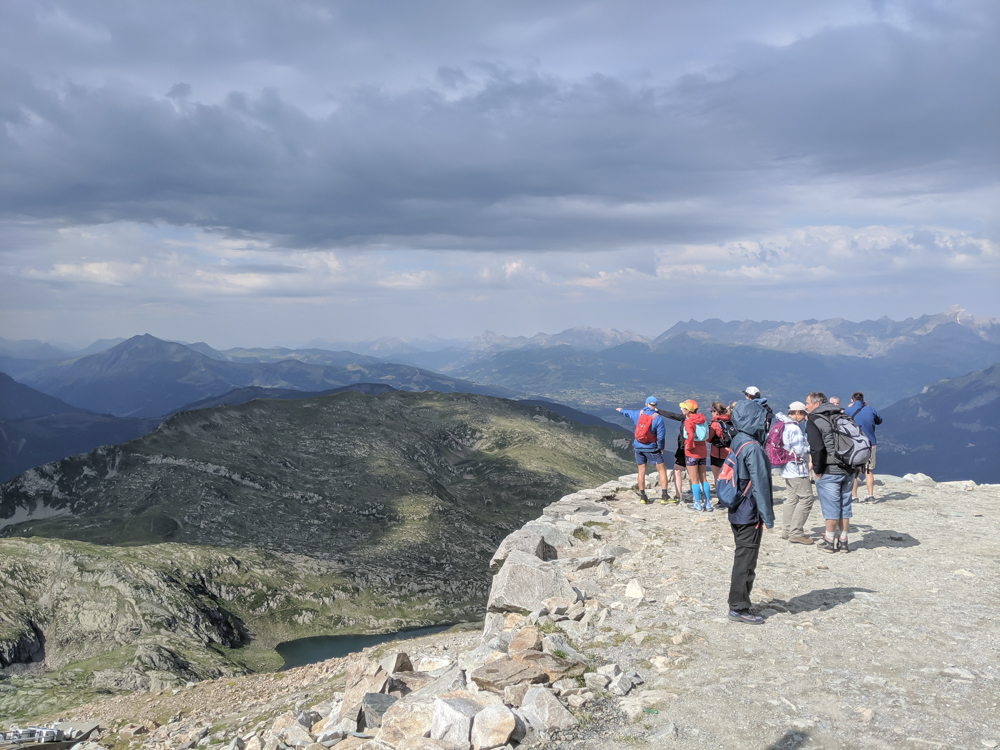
[679,399,698,411]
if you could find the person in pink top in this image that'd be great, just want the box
[680,399,712,512]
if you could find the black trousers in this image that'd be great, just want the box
[729,522,764,612]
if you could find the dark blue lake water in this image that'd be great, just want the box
[275,625,453,670]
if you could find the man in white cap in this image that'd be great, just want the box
[744,386,774,431]
[773,402,815,544]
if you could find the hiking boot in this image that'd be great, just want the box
[865,495,875,503]
[703,503,714,512]
[789,535,814,545]
[638,491,650,504]
[837,538,851,553]
[660,491,670,505]
[817,537,838,553]
[850,496,859,504]
[728,609,764,625]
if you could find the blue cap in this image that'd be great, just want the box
[646,396,657,405]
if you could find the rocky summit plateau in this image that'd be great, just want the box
[17,470,1000,750]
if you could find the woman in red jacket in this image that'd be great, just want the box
[680,399,711,511]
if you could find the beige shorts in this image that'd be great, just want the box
[864,444,876,473]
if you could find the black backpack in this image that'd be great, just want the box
[710,417,737,449]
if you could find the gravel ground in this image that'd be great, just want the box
[549,475,1000,749]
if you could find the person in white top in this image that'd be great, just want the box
[776,401,815,544]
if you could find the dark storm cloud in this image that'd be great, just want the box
[0,0,996,250]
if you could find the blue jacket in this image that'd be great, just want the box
[620,407,666,452]
[727,399,775,528]
[845,402,882,445]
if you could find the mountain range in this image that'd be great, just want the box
[1,308,997,483]
[877,363,999,484]
[0,334,513,418]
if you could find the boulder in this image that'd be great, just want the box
[519,687,578,732]
[489,530,547,571]
[375,700,434,746]
[339,661,390,724]
[281,723,314,746]
[380,652,413,674]
[468,658,548,693]
[470,704,517,750]
[418,657,457,674]
[458,644,499,671]
[430,697,480,747]
[596,663,621,678]
[389,671,436,696]
[481,613,506,643]
[903,473,936,486]
[503,682,530,707]
[584,672,611,691]
[521,521,572,549]
[511,650,585,682]
[362,692,399,729]
[438,689,503,710]
[610,672,634,696]
[396,738,464,750]
[507,627,542,655]
[411,663,467,700]
[487,550,578,615]
[625,580,645,599]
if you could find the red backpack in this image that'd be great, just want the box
[634,413,657,444]
[764,420,795,466]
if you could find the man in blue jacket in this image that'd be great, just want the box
[726,398,775,625]
[845,391,883,503]
[617,397,669,504]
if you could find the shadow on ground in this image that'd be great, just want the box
[876,490,915,503]
[767,586,876,615]
[766,730,811,749]
[805,523,920,550]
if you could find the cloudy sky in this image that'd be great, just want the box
[1,0,997,348]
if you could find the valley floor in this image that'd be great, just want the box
[28,475,1000,750]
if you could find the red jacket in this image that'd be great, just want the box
[709,415,732,460]
[683,412,708,458]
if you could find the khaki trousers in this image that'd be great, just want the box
[782,476,815,537]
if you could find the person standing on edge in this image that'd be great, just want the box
[744,386,774,430]
[805,392,856,552]
[617,397,668,504]
[845,392,882,503]
[680,400,712,511]
[774,402,815,544]
[725,398,775,625]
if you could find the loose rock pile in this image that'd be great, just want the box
[52,472,1000,749]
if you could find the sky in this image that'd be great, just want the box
[1,0,998,349]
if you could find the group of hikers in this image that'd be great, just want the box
[617,386,883,625]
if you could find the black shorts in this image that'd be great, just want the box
[674,447,685,467]
[710,455,726,468]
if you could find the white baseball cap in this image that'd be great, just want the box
[744,386,761,397]
[788,401,807,411]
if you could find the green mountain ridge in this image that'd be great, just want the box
[0,390,631,716]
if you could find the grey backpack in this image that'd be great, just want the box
[828,413,872,468]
